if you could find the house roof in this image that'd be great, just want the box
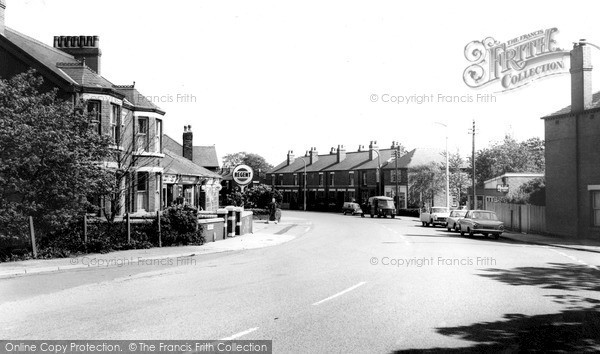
[305,154,338,172]
[382,148,445,169]
[543,91,600,118]
[273,158,308,174]
[355,149,397,170]
[323,151,371,171]
[3,28,117,91]
[163,134,220,168]
[162,149,221,178]
[114,85,164,113]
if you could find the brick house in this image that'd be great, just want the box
[267,142,447,211]
[543,40,600,239]
[0,2,165,216]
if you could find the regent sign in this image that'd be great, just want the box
[233,164,254,186]
[463,28,569,91]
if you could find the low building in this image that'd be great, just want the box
[467,173,544,210]
[162,126,222,211]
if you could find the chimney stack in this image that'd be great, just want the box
[570,40,593,113]
[309,147,319,164]
[357,144,365,152]
[183,125,193,161]
[287,150,295,165]
[330,147,337,155]
[0,0,6,36]
[369,140,379,160]
[53,35,102,74]
[337,144,346,163]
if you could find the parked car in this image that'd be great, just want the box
[447,209,468,232]
[342,202,364,217]
[367,196,396,218]
[420,206,450,227]
[459,210,504,239]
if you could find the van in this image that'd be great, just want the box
[367,196,396,218]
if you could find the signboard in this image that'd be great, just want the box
[233,164,254,186]
[163,174,178,184]
[496,184,509,193]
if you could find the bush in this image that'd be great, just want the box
[397,208,420,217]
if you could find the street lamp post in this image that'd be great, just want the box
[371,149,382,195]
[299,157,307,211]
[435,122,450,209]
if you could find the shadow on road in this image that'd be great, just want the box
[392,306,600,353]
[392,262,600,353]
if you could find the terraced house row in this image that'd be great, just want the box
[266,141,449,211]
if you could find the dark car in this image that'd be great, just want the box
[342,202,364,217]
[368,196,396,218]
[459,210,504,239]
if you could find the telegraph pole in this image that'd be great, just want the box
[470,120,476,209]
[395,148,399,207]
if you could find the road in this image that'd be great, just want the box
[1,211,599,353]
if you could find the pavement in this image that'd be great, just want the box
[499,230,600,253]
[0,215,311,279]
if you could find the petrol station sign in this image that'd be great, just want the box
[233,164,254,187]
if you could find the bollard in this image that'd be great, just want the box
[234,207,243,236]
[217,208,228,240]
[226,206,236,237]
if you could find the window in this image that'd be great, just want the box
[593,191,600,226]
[349,172,354,186]
[362,171,367,186]
[136,117,149,151]
[319,173,324,186]
[279,174,284,186]
[271,175,275,185]
[329,172,335,186]
[294,174,298,186]
[87,100,101,135]
[110,104,121,145]
[136,172,148,211]
[155,119,162,153]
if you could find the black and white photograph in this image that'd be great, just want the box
[1,1,600,353]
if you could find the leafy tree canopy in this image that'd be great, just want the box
[222,152,273,179]
[469,135,544,186]
[0,70,113,239]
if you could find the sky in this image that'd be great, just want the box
[6,0,600,166]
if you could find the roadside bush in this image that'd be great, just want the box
[397,208,420,217]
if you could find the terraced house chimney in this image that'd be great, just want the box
[309,147,318,164]
[0,0,6,36]
[287,150,295,165]
[53,35,102,74]
[183,125,193,161]
[570,40,593,113]
[369,140,379,160]
[337,145,346,163]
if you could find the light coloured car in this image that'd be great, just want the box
[459,210,504,239]
[420,206,450,227]
[447,210,468,232]
[342,202,364,217]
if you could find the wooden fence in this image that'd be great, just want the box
[486,202,546,234]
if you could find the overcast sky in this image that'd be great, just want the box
[6,0,600,166]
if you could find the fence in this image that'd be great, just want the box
[486,202,546,234]
[15,208,254,259]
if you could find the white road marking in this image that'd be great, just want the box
[545,247,599,270]
[381,225,411,245]
[312,282,366,306]
[221,327,259,340]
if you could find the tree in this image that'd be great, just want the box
[449,152,470,206]
[408,163,445,208]
[471,135,545,186]
[0,70,113,240]
[222,152,273,179]
[508,177,546,206]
